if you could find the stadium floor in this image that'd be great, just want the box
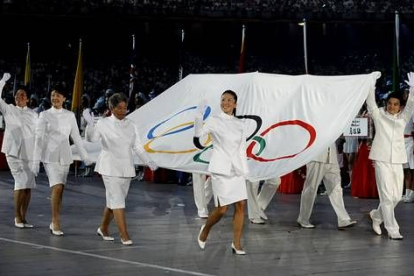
[0,170,413,276]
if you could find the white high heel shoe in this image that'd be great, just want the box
[49,223,64,236]
[231,243,246,255]
[97,228,114,241]
[14,218,24,229]
[197,225,206,249]
[121,238,133,245]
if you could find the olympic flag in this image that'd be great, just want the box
[74,72,380,181]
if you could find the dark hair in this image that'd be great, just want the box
[108,92,128,110]
[221,89,238,115]
[386,92,404,106]
[51,84,68,98]
[15,85,30,98]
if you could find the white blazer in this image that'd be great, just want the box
[34,107,88,165]
[367,89,414,164]
[0,100,37,160]
[311,143,338,164]
[86,115,151,177]
[195,112,249,176]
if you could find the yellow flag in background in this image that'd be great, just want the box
[71,39,83,113]
[24,43,31,86]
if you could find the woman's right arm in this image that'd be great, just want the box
[0,73,11,114]
[194,114,213,138]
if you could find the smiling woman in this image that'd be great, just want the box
[83,92,158,246]
[194,89,249,255]
[32,85,91,236]
[0,73,38,229]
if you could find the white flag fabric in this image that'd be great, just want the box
[74,72,380,181]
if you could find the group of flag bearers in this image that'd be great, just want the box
[1,70,414,255]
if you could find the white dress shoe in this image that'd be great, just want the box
[121,238,133,245]
[338,220,357,230]
[14,218,24,229]
[250,218,266,224]
[23,222,34,228]
[259,210,268,221]
[388,233,403,240]
[297,220,315,229]
[197,225,206,249]
[197,212,209,219]
[369,210,382,235]
[403,194,414,203]
[231,243,246,255]
[97,228,115,241]
[49,223,64,236]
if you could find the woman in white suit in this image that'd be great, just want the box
[195,90,249,255]
[84,93,157,245]
[0,73,37,228]
[32,86,91,236]
[367,72,414,240]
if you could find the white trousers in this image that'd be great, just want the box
[298,161,351,225]
[192,173,213,215]
[246,178,281,220]
[371,161,403,236]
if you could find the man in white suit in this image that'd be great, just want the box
[367,73,414,240]
[246,177,281,224]
[297,143,357,230]
[192,173,213,218]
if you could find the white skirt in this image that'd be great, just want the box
[343,137,358,153]
[404,138,414,169]
[102,175,131,209]
[211,172,247,207]
[6,156,36,190]
[44,163,70,187]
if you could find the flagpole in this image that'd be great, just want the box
[238,25,246,73]
[24,42,31,89]
[13,75,17,96]
[71,38,83,116]
[129,34,136,101]
[392,11,400,93]
[178,29,185,81]
[47,74,51,94]
[303,18,309,74]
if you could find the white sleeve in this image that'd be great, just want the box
[69,113,89,161]
[85,123,100,143]
[132,124,153,165]
[33,112,46,161]
[366,88,379,120]
[401,90,414,122]
[194,115,213,138]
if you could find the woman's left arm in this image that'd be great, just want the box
[69,113,91,164]
[132,125,157,171]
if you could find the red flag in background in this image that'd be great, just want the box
[238,25,246,73]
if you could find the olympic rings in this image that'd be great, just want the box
[246,120,316,162]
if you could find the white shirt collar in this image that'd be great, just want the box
[220,112,234,120]
[16,106,28,110]
[51,106,64,113]
[109,114,127,125]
